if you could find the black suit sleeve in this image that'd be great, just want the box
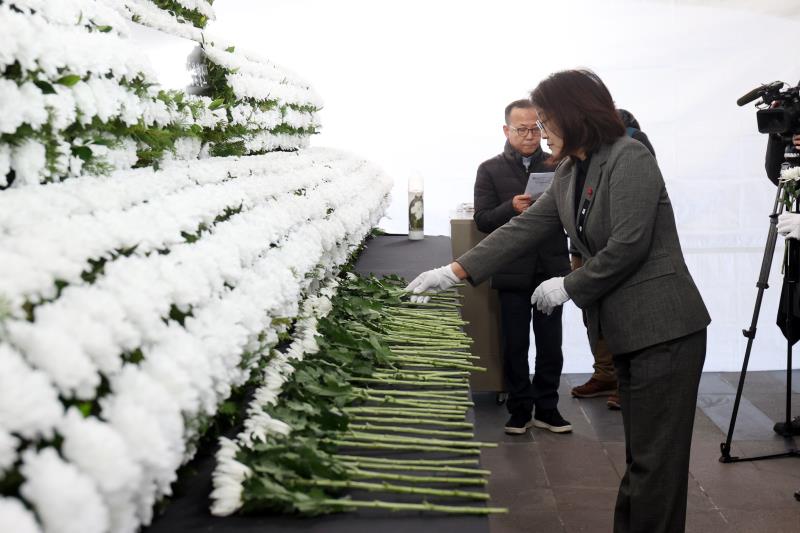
[765,134,784,186]
[473,162,516,233]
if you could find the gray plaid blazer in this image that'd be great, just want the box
[457,135,710,355]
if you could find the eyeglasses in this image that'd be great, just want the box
[536,119,548,134]
[509,126,540,137]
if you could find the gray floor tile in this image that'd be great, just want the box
[537,440,621,489]
[696,374,778,440]
[483,372,800,533]
[720,508,800,533]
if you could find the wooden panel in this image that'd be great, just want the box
[450,219,505,392]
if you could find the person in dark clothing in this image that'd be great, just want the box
[765,133,800,185]
[473,99,572,434]
[570,108,657,410]
[618,108,656,157]
[408,69,710,533]
[765,129,800,443]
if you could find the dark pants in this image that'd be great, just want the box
[498,285,564,416]
[612,328,707,533]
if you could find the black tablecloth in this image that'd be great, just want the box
[355,234,453,281]
[144,235,488,533]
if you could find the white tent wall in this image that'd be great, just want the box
[204,0,800,372]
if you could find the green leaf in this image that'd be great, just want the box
[78,402,93,417]
[56,74,82,87]
[225,46,236,53]
[34,80,56,94]
[208,98,225,110]
[95,25,113,33]
[72,145,92,161]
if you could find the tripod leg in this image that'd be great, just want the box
[721,184,785,461]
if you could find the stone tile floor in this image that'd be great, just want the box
[475,371,800,533]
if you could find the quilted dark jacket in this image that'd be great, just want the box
[473,141,570,291]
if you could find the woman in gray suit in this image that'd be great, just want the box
[408,69,710,533]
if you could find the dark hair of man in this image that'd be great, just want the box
[504,99,535,125]
[530,69,625,160]
[617,108,641,130]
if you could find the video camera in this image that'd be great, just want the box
[737,81,800,138]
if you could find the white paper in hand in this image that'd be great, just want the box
[524,172,555,200]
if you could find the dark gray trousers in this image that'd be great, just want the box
[612,328,707,533]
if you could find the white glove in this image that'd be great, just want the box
[777,212,800,240]
[531,277,569,315]
[405,265,460,303]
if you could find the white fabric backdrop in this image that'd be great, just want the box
[205,0,800,372]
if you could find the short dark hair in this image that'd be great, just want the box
[530,69,625,160]
[617,108,640,130]
[504,99,535,124]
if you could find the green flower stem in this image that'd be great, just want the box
[339,456,480,466]
[343,407,467,420]
[388,319,466,329]
[374,370,470,378]
[384,333,470,344]
[388,356,483,372]
[348,423,474,439]
[389,310,465,324]
[343,461,490,476]
[293,479,488,500]
[373,369,470,378]
[321,499,507,515]
[347,467,487,486]
[351,377,468,388]
[345,432,495,449]
[390,347,473,356]
[388,353,474,364]
[327,438,481,455]
[399,301,463,309]
[390,351,480,361]
[385,327,465,340]
[349,416,474,429]
[361,392,472,407]
[361,395,468,412]
[354,388,467,399]
[360,391,468,405]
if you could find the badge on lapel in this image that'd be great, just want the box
[587,187,593,197]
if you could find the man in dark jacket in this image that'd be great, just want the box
[474,99,572,434]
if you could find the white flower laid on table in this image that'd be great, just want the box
[0,148,393,533]
[210,277,340,517]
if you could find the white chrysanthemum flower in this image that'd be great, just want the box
[0,497,42,533]
[0,428,18,475]
[59,408,142,533]
[780,166,800,183]
[59,408,142,494]
[0,343,64,439]
[20,448,109,533]
[10,139,46,186]
[210,437,251,516]
[0,143,10,186]
[240,411,291,447]
[100,395,171,525]
[5,320,101,400]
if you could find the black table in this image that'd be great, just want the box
[144,235,489,533]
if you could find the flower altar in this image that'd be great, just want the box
[0,1,502,531]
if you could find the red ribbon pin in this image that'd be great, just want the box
[587,187,593,197]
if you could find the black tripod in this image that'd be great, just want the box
[719,180,800,467]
